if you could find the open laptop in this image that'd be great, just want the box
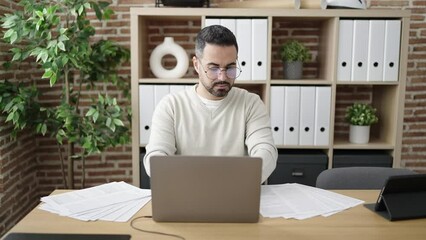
[150,155,262,223]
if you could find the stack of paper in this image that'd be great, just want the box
[39,181,151,222]
[260,183,364,220]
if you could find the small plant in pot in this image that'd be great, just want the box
[280,40,311,79]
[345,103,379,144]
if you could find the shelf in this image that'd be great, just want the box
[139,78,198,84]
[131,7,409,187]
[336,81,400,86]
[271,79,332,85]
[333,137,394,150]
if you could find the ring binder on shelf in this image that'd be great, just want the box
[375,174,426,221]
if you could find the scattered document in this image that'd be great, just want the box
[260,183,364,220]
[39,181,151,222]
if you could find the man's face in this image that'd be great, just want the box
[193,43,238,100]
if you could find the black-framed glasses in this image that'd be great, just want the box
[197,58,242,80]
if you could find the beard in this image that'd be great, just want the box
[202,80,233,98]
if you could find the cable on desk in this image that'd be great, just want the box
[130,216,186,240]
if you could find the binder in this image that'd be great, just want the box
[251,18,268,80]
[283,86,300,145]
[337,20,354,81]
[139,85,155,145]
[375,174,426,221]
[154,85,170,105]
[351,20,369,81]
[299,87,316,145]
[367,20,385,81]
[270,86,285,145]
[170,85,186,94]
[205,18,220,27]
[236,19,252,80]
[314,87,331,146]
[367,20,386,81]
[383,20,401,82]
[220,18,236,35]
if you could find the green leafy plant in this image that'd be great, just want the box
[279,40,311,63]
[345,103,379,126]
[0,0,130,188]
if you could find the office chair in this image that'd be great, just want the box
[316,167,416,189]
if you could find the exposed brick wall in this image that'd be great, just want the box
[1,0,425,237]
[0,1,39,235]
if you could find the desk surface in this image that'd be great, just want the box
[4,190,426,240]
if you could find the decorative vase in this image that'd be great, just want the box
[149,37,189,79]
[283,61,303,79]
[349,125,370,144]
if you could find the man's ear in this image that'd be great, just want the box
[193,56,200,74]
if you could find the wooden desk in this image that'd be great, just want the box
[3,190,426,240]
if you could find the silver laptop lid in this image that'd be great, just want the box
[150,155,262,223]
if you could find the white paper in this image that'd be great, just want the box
[39,181,151,222]
[260,183,364,220]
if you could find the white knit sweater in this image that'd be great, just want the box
[144,85,278,183]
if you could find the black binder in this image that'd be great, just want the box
[375,174,426,221]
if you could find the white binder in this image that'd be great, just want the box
[284,86,300,145]
[139,85,155,145]
[270,86,285,145]
[236,19,252,81]
[383,20,401,82]
[220,18,236,35]
[154,85,170,106]
[205,18,220,27]
[367,20,386,81]
[170,85,186,94]
[251,19,268,80]
[337,20,354,81]
[299,87,316,145]
[351,20,369,81]
[314,87,331,146]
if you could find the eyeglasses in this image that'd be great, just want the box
[197,58,242,80]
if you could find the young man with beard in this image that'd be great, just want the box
[144,25,277,183]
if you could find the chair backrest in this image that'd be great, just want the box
[316,167,416,189]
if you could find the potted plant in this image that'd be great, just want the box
[0,0,130,188]
[345,103,379,144]
[279,40,311,79]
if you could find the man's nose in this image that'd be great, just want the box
[217,69,227,80]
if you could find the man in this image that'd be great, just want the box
[144,25,277,183]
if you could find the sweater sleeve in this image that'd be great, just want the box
[143,95,177,176]
[244,94,278,183]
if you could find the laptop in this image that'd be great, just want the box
[150,155,262,223]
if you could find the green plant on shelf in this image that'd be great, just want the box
[345,103,379,126]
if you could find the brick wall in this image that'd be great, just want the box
[1,0,425,237]
[0,0,39,235]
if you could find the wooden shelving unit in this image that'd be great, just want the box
[130,7,410,186]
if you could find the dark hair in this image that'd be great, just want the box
[195,25,239,58]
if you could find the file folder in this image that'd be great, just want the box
[205,18,220,27]
[314,87,331,146]
[251,19,268,80]
[284,86,300,145]
[139,85,155,145]
[367,20,385,81]
[236,19,252,80]
[220,18,236,35]
[337,20,354,81]
[383,20,401,82]
[170,85,186,94]
[299,87,316,145]
[154,85,170,106]
[351,20,369,81]
[270,86,285,145]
